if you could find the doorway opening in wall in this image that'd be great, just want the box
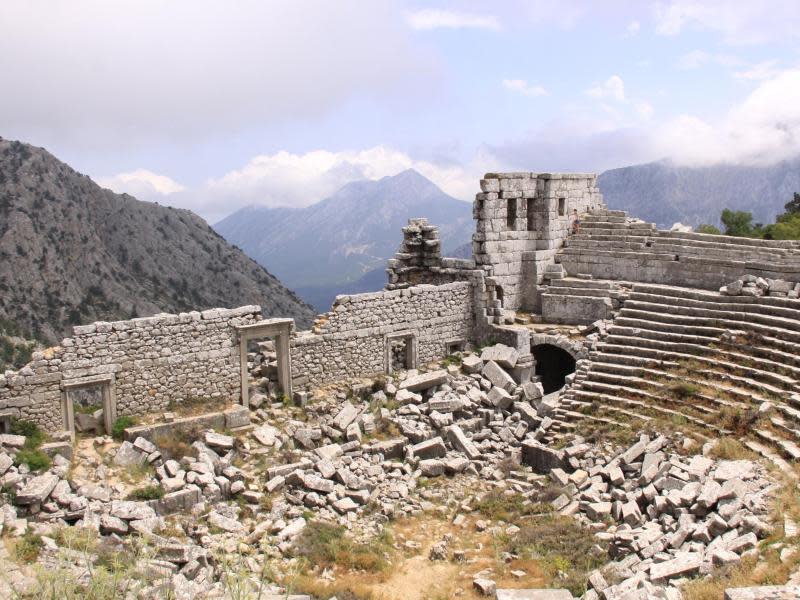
[385,332,417,375]
[558,198,566,216]
[247,336,284,407]
[495,285,504,308]
[531,344,576,394]
[62,376,116,438]
[236,319,294,411]
[507,198,516,229]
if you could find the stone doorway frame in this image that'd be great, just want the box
[62,374,117,437]
[236,318,294,408]
[385,331,417,375]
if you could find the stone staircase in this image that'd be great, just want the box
[549,282,800,469]
[557,209,800,291]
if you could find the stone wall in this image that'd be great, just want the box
[0,306,260,433]
[473,173,605,312]
[291,282,475,388]
[558,229,800,291]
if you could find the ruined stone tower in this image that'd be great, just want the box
[472,173,605,312]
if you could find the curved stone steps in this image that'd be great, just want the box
[571,388,719,430]
[619,308,800,345]
[586,361,758,410]
[634,282,800,309]
[596,342,799,393]
[586,351,681,370]
[716,339,800,371]
[608,325,720,346]
[695,369,794,404]
[743,440,799,481]
[623,298,800,335]
[754,428,800,460]
[603,332,800,384]
[613,316,727,338]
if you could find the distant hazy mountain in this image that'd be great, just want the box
[214,170,474,302]
[0,137,315,343]
[599,159,800,229]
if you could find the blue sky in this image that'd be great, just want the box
[2,1,800,221]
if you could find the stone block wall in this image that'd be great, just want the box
[0,347,64,432]
[291,282,475,388]
[0,306,260,433]
[473,173,605,312]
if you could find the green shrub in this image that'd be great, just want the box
[13,532,43,562]
[14,448,51,472]
[473,491,551,522]
[292,521,390,572]
[111,416,136,441]
[10,418,45,448]
[127,485,164,501]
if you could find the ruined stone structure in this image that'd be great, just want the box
[4,172,800,453]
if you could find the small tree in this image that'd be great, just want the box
[696,224,721,235]
[784,192,800,215]
[721,209,755,237]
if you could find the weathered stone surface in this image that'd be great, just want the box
[203,431,234,450]
[399,370,448,392]
[113,441,146,467]
[411,436,447,459]
[496,591,574,600]
[724,586,800,600]
[16,473,59,504]
[332,402,359,430]
[649,552,703,582]
[111,500,157,521]
[521,441,566,473]
[480,344,519,369]
[445,425,481,460]
[482,361,517,392]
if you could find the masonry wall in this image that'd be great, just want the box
[0,306,260,432]
[473,173,605,312]
[291,282,475,388]
[558,231,800,291]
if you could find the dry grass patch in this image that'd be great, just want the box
[291,521,393,573]
[706,437,759,461]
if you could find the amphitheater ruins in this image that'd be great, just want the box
[1,172,800,599]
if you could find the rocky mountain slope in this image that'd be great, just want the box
[599,158,800,229]
[214,169,473,297]
[0,137,315,343]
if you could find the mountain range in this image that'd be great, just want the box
[0,137,315,343]
[214,169,474,303]
[598,158,800,229]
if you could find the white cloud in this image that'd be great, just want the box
[491,67,800,172]
[626,20,641,35]
[654,0,800,44]
[0,1,433,146]
[676,50,742,70]
[124,146,485,223]
[733,60,782,81]
[97,169,185,197]
[502,79,548,97]
[587,75,626,101]
[407,9,500,31]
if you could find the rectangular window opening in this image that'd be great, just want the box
[558,197,566,216]
[507,198,517,229]
[526,198,536,231]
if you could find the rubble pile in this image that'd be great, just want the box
[721,275,800,299]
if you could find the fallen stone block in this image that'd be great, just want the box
[461,354,484,374]
[113,441,146,467]
[332,402,359,430]
[399,370,448,393]
[16,473,59,505]
[412,436,447,459]
[482,361,517,392]
[521,441,567,474]
[480,344,519,369]
[445,425,481,460]
[111,500,157,521]
[203,431,234,450]
[488,387,514,410]
[649,552,703,583]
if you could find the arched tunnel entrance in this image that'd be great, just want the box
[532,344,577,394]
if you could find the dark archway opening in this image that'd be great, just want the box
[532,344,576,394]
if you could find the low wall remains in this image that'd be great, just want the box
[291,281,476,388]
[0,306,260,432]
